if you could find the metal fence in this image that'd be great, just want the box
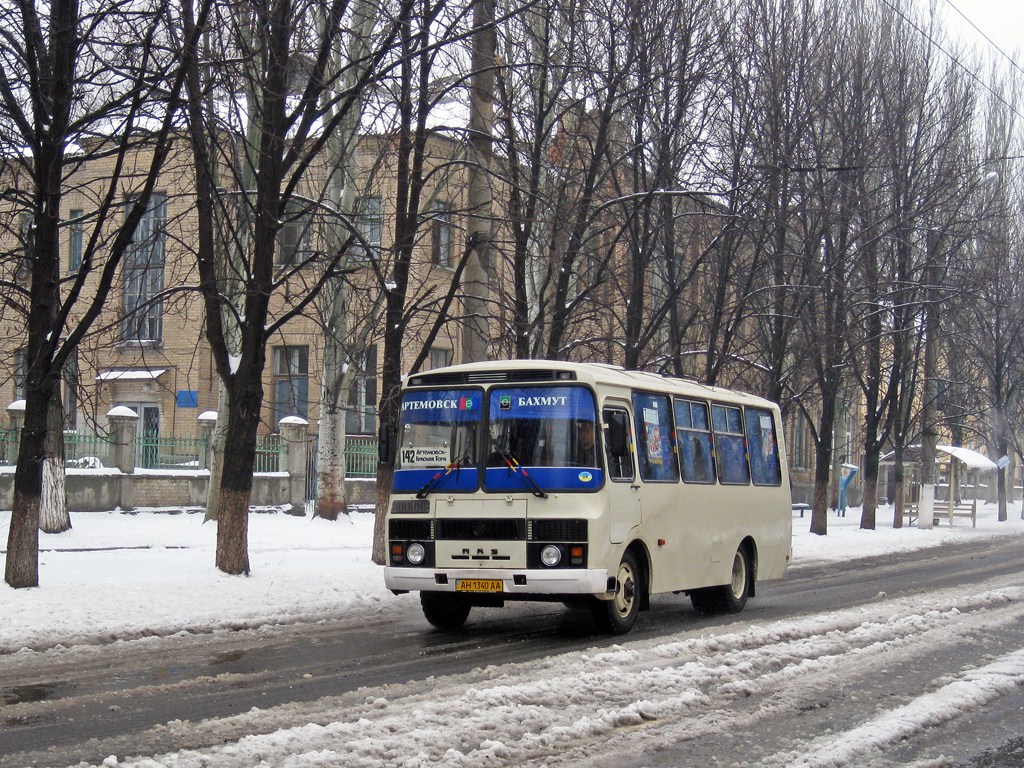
[64,431,116,468]
[0,428,18,465]
[136,434,207,470]
[345,435,379,478]
[254,435,284,473]
[0,430,377,479]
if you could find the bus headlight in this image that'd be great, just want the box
[540,545,562,567]
[406,542,427,565]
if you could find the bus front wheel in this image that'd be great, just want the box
[592,550,642,635]
[690,546,751,615]
[420,592,471,630]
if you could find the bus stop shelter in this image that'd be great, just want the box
[880,444,997,527]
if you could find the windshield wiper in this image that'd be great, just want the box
[499,450,548,499]
[415,455,470,499]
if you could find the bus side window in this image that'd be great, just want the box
[603,408,635,482]
[744,407,782,485]
[632,392,680,483]
[712,404,750,485]
[674,398,716,484]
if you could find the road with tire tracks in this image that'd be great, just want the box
[1,535,1022,767]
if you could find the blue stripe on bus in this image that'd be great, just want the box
[484,466,602,492]
[392,466,603,493]
[393,468,479,493]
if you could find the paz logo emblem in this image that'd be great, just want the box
[499,395,512,410]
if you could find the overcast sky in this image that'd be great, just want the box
[939,0,1024,59]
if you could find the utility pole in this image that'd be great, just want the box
[461,0,495,363]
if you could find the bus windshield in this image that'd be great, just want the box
[393,388,482,494]
[484,385,601,492]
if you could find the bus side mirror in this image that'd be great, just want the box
[378,424,391,464]
[607,412,628,457]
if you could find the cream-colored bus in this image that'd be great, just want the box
[383,361,792,634]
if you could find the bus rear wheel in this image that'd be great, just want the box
[690,546,751,615]
[420,592,471,630]
[592,550,642,635]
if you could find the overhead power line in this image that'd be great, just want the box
[875,0,1024,124]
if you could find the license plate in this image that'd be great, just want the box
[455,578,503,593]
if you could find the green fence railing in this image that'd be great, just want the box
[64,430,116,468]
[254,435,284,473]
[136,434,207,470]
[345,435,378,478]
[0,428,378,479]
[0,428,19,465]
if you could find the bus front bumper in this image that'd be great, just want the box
[384,566,611,596]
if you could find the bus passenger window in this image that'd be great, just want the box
[603,408,634,482]
[632,392,679,482]
[745,407,782,485]
[675,398,716,484]
[712,404,750,485]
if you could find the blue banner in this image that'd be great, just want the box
[490,386,596,420]
[400,389,482,424]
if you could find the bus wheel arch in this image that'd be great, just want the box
[739,536,758,598]
[591,544,647,635]
[691,539,755,616]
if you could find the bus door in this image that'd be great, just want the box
[602,405,640,543]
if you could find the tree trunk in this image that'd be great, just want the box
[5,398,48,587]
[892,447,905,529]
[315,400,347,521]
[859,450,879,531]
[214,384,262,575]
[40,389,70,534]
[204,389,231,522]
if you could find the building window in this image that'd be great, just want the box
[63,352,79,430]
[14,347,26,401]
[121,194,166,343]
[346,345,377,434]
[69,208,84,272]
[429,347,451,370]
[355,196,382,260]
[277,202,314,266]
[18,213,33,279]
[430,201,453,268]
[272,346,309,428]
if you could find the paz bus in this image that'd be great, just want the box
[382,360,792,634]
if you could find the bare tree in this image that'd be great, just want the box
[181,0,411,573]
[1,0,208,587]
[946,68,1024,523]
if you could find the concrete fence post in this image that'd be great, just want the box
[278,416,309,515]
[7,399,25,431]
[197,411,218,470]
[107,406,139,510]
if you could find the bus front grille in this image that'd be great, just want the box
[528,519,588,542]
[435,519,526,541]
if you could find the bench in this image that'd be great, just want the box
[902,500,976,527]
[792,503,811,518]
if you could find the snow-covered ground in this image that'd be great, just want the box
[3,502,1022,655]
[2,502,1024,767]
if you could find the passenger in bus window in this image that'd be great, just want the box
[572,420,597,466]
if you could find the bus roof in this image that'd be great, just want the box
[403,360,779,410]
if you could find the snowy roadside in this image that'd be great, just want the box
[1,503,1023,655]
